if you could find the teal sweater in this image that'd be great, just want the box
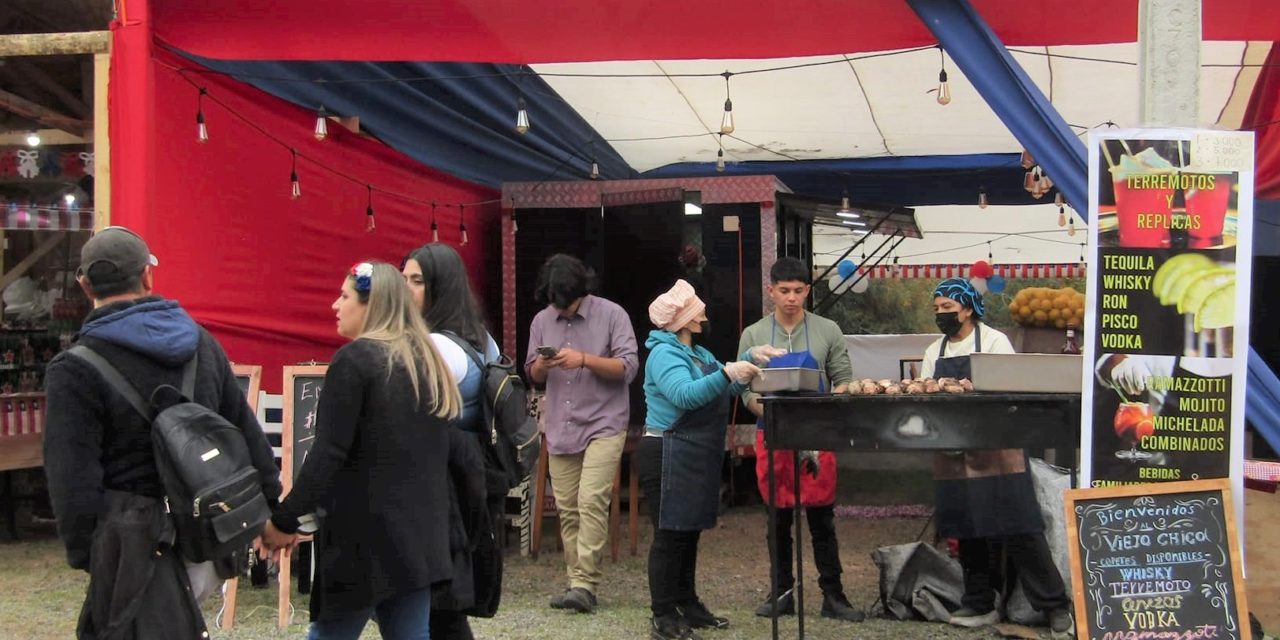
[642,330,746,431]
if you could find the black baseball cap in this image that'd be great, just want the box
[78,226,159,288]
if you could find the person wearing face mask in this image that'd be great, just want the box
[639,280,761,640]
[921,278,1072,635]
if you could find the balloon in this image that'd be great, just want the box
[837,259,857,279]
[987,274,1007,294]
[971,260,994,279]
[970,277,989,294]
[850,275,870,293]
[828,273,851,294]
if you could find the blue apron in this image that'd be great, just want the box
[659,360,732,531]
[932,324,1041,538]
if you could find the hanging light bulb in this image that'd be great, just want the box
[978,187,989,209]
[935,48,951,105]
[1057,205,1067,227]
[892,256,902,277]
[512,210,519,233]
[1020,148,1035,169]
[196,88,209,143]
[1079,243,1086,266]
[313,106,329,141]
[26,130,41,147]
[515,96,530,135]
[289,149,301,199]
[719,71,735,134]
[840,189,850,212]
[1067,214,1077,237]
[365,185,376,233]
[459,205,469,246]
[431,202,440,242]
[63,193,76,205]
[590,157,600,180]
[1054,191,1064,207]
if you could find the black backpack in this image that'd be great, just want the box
[70,346,271,564]
[440,333,541,488]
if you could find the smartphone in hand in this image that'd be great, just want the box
[537,346,559,359]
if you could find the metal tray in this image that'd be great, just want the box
[750,367,825,393]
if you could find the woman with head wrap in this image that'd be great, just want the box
[638,280,761,640]
[921,278,1073,636]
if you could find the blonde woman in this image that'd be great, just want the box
[260,261,462,640]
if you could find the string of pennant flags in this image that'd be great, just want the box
[0,149,95,180]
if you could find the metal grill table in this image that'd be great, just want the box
[758,392,1081,640]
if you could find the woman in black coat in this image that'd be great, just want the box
[259,261,462,640]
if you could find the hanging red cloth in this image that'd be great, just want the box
[1242,44,1280,199]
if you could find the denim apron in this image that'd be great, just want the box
[659,360,732,531]
[932,324,1042,538]
[752,317,839,508]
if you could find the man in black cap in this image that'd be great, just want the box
[42,226,281,639]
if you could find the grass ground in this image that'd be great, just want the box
[1,509,1002,640]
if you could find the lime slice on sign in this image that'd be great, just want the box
[1194,284,1235,332]
[1177,268,1235,314]
[1153,253,1214,296]
[1161,263,1215,306]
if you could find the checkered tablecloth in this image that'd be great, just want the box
[1245,459,1280,482]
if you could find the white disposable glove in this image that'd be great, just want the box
[1110,356,1153,396]
[723,360,762,384]
[746,345,788,366]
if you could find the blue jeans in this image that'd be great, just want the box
[306,588,432,640]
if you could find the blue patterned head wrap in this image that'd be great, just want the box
[933,277,985,318]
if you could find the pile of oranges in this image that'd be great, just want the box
[1007,287,1086,329]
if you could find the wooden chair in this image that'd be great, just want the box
[530,431,640,560]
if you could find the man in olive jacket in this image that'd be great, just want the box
[43,227,281,639]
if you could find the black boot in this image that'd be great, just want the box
[651,614,702,640]
[676,601,729,629]
[753,588,796,618]
[821,592,866,622]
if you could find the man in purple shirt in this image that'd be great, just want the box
[525,254,638,615]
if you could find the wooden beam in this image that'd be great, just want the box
[93,51,109,230]
[0,32,110,57]
[0,86,91,133]
[0,129,86,146]
[0,234,65,292]
[9,60,92,119]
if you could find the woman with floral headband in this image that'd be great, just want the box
[258,261,462,640]
[403,243,503,639]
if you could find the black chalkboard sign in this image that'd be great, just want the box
[282,365,327,490]
[231,364,261,410]
[1064,479,1249,640]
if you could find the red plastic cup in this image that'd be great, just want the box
[1111,171,1174,248]
[1184,173,1233,244]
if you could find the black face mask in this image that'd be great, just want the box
[935,311,963,337]
[699,320,711,335]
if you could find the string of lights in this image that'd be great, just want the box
[170,71,501,237]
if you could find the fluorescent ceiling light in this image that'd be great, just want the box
[841,220,867,227]
[836,211,860,219]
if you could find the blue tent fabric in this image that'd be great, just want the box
[182,54,636,189]
[644,153,1059,207]
[907,0,1088,215]
[1248,349,1280,453]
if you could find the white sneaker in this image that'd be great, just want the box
[948,607,1000,628]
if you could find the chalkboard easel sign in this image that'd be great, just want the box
[1064,479,1250,640]
[279,364,327,630]
[231,364,262,410]
[282,365,328,493]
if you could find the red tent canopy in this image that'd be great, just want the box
[149,0,1280,63]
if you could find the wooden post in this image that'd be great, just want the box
[0,32,110,57]
[93,52,110,230]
